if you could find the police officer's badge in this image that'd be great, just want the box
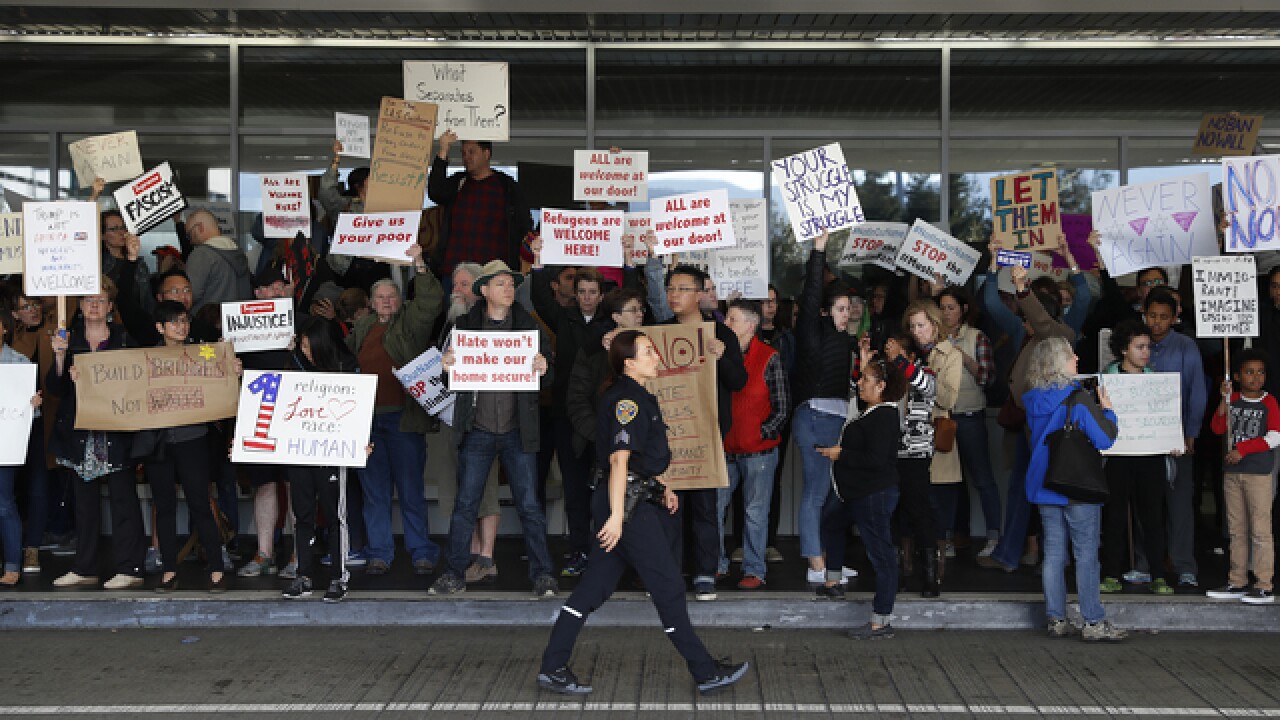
[615,399,639,425]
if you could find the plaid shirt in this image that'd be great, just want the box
[444,174,509,270]
[971,329,994,387]
[761,353,791,440]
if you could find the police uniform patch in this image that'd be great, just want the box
[615,399,638,425]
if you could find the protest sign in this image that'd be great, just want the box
[1091,173,1217,277]
[771,143,865,241]
[990,170,1062,251]
[996,249,1032,268]
[0,364,36,465]
[22,201,100,297]
[894,219,981,286]
[365,97,437,214]
[221,298,295,353]
[623,213,651,265]
[651,189,736,256]
[394,347,454,417]
[1052,214,1099,270]
[448,330,540,391]
[705,198,769,299]
[114,162,186,235]
[331,212,421,264]
[74,342,240,431]
[204,201,237,238]
[1222,154,1280,252]
[335,112,371,159]
[837,222,908,271]
[573,150,648,202]
[1192,255,1258,338]
[68,131,143,189]
[0,213,21,274]
[1099,372,1184,456]
[640,322,728,491]
[231,370,377,468]
[996,252,1068,294]
[540,209,624,267]
[403,61,508,142]
[1193,113,1263,157]
[261,173,311,239]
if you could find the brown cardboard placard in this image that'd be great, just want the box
[639,322,728,491]
[364,97,438,213]
[74,342,240,431]
[989,170,1062,252]
[1193,113,1263,157]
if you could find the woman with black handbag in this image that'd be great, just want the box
[1022,337,1126,642]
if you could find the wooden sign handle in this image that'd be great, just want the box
[57,295,66,330]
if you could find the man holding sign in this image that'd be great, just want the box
[428,133,530,279]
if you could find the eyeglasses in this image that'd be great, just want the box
[666,286,700,294]
[81,297,110,306]
[163,286,193,296]
[1141,278,1167,288]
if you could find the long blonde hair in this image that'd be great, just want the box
[1025,336,1075,390]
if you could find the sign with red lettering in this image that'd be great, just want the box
[113,162,186,235]
[261,173,311,239]
[231,370,377,468]
[990,171,1062,252]
[221,298,295,353]
[996,252,1068,293]
[573,150,648,202]
[75,343,240,431]
[448,330,540,391]
[23,201,100,297]
[640,322,728,491]
[540,209,624,267]
[68,131,144,189]
[623,213,651,265]
[330,211,422,264]
[894,219,981,286]
[837,222,908,270]
[651,189,736,256]
[771,143,865,241]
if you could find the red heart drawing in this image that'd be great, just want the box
[328,399,357,420]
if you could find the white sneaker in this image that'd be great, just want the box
[806,568,825,584]
[103,574,143,590]
[978,537,999,558]
[840,566,858,585]
[52,571,98,588]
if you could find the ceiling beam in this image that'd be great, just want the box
[13,1,1280,12]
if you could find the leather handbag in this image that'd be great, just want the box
[932,413,957,453]
[1042,389,1109,503]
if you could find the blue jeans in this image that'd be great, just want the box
[361,411,437,565]
[793,404,846,558]
[0,467,21,572]
[822,485,899,621]
[1039,503,1105,624]
[954,411,1002,536]
[449,429,551,581]
[990,432,1031,570]
[716,449,778,579]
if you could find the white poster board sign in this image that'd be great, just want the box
[394,347,455,417]
[1099,372,1185,456]
[403,61,509,141]
[22,201,100,297]
[894,219,981,286]
[573,150,648,202]
[837,222,908,271]
[1192,255,1258,338]
[623,213,651,265]
[330,212,421,264]
[706,198,769,299]
[1222,154,1280,252]
[261,173,311,239]
[0,364,36,465]
[68,131,144,189]
[1091,173,1218,277]
[231,371,377,468]
[771,143,866,241]
[540,209,624,267]
[221,298,295,353]
[335,113,371,159]
[448,330,540,391]
[113,162,186,235]
[651,189,736,256]
[0,213,22,274]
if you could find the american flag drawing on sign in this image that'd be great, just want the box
[242,372,282,452]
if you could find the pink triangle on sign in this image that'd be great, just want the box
[1171,211,1198,232]
[1128,218,1149,235]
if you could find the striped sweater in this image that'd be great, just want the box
[895,356,937,459]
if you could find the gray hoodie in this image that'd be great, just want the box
[187,235,252,313]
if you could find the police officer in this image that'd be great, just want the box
[537,329,749,696]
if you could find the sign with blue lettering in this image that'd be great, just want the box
[990,171,1061,251]
[771,143,865,242]
[1193,113,1263,157]
[995,249,1033,268]
[1222,154,1280,252]
[1090,173,1218,277]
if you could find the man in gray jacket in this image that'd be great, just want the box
[185,209,253,314]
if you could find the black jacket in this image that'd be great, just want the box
[530,267,612,412]
[794,249,854,406]
[426,157,530,276]
[831,404,901,501]
[566,346,608,457]
[46,321,135,471]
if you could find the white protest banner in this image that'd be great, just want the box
[330,212,421,264]
[1192,255,1258,338]
[449,330,540,391]
[540,209,624,267]
[996,252,1068,294]
[261,173,311,239]
[0,364,36,465]
[707,198,769,299]
[894,219,981,286]
[22,201,100,297]
[573,150,648,202]
[68,131,143,189]
[335,112,371,159]
[204,201,237,237]
[1222,154,1280,252]
[837,221,908,271]
[221,298,295,353]
[771,143,865,241]
[1099,372,1184,456]
[403,61,509,141]
[623,213,651,265]
[113,162,186,235]
[232,371,377,468]
[393,347,454,417]
[0,213,22,274]
[1091,173,1217,277]
[651,189,736,256]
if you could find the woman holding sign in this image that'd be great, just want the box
[0,311,43,589]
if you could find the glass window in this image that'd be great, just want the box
[0,133,51,205]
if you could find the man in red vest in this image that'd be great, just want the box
[717,299,791,589]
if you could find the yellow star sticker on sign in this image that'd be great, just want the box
[198,344,217,360]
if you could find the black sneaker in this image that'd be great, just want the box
[428,572,466,596]
[814,584,846,600]
[323,580,348,603]
[848,622,895,640]
[282,576,313,599]
[696,660,749,695]
[537,666,592,695]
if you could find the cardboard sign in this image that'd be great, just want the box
[771,143,865,241]
[221,298,295,353]
[74,343,240,431]
[1052,214,1099,270]
[22,201,100,297]
[114,162,186,236]
[449,330,540,391]
[1192,255,1258,338]
[403,61,509,142]
[0,364,36,465]
[335,112,371,159]
[651,189,736,256]
[996,249,1032,268]
[393,347,454,417]
[705,198,769,299]
[1091,173,1218,277]
[573,150,648,202]
[996,252,1068,294]
[331,212,422,264]
[894,219,981,286]
[640,322,728,491]
[837,222,908,271]
[68,131,144,189]
[1193,113,1263,157]
[365,97,438,214]
[990,171,1062,252]
[260,173,310,239]
[623,213,651,265]
[0,212,22,274]
[231,370,377,468]
[540,209,624,267]
[1099,372,1184,456]
[1222,154,1280,252]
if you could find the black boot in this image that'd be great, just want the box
[920,547,940,598]
[898,538,914,591]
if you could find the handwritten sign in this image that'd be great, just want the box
[540,209,624,267]
[996,252,1068,294]
[74,343,240,431]
[640,323,728,491]
[449,330,540,391]
[1052,214,1098,270]
[1193,113,1263,157]
[335,112,371,159]
[331,212,422,264]
[623,213,651,265]
[771,143,865,241]
[1091,173,1217,277]
[990,171,1061,251]
[0,365,36,465]
[394,347,454,417]
[403,61,508,142]
[651,189,736,256]
[1099,372,1184,456]
[22,201,100,297]
[894,219,981,286]
[260,173,310,239]
[114,162,186,235]
[231,370,377,468]
[365,97,437,214]
[837,222,908,271]
[68,131,143,189]
[704,199,769,299]
[1192,255,1258,338]
[573,150,648,202]
[1222,154,1280,252]
[221,298,295,353]
[0,213,22,274]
